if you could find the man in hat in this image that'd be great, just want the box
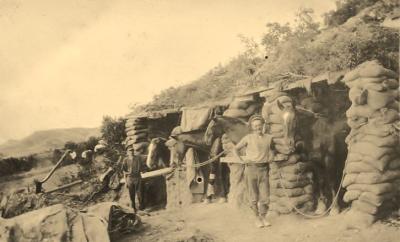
[233,114,275,228]
[122,146,145,213]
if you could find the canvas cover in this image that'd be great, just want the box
[0,202,141,242]
[180,107,214,132]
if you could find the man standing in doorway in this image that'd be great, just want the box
[233,114,274,228]
[122,147,144,213]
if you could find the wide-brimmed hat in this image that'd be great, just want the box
[248,114,264,124]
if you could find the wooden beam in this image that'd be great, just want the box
[141,167,174,179]
[45,180,83,194]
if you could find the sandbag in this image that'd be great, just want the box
[346,104,377,118]
[347,183,394,195]
[367,153,396,171]
[387,159,400,170]
[344,210,376,228]
[358,62,398,79]
[270,179,311,189]
[349,87,367,105]
[280,162,308,174]
[288,194,313,207]
[369,108,399,125]
[229,100,253,110]
[366,89,399,110]
[358,122,396,137]
[125,124,147,131]
[349,134,398,147]
[352,200,379,215]
[126,119,146,127]
[359,191,394,207]
[349,142,394,160]
[347,117,368,129]
[345,161,379,174]
[223,108,249,118]
[343,60,398,83]
[382,79,399,89]
[271,185,312,198]
[271,155,301,168]
[126,129,148,137]
[343,170,400,187]
[343,190,362,202]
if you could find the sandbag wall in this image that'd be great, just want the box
[223,93,262,121]
[342,60,400,227]
[261,92,314,215]
[125,115,149,154]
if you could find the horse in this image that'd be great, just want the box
[164,127,213,202]
[146,137,170,170]
[204,115,250,145]
[297,96,349,215]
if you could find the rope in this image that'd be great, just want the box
[277,157,348,218]
[184,150,226,168]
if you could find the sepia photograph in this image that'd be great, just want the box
[0,0,399,241]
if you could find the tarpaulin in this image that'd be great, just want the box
[180,107,214,132]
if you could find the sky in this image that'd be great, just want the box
[0,0,336,144]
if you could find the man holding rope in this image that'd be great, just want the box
[233,114,275,228]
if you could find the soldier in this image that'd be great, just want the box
[233,114,275,228]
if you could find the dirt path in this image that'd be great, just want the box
[119,203,400,242]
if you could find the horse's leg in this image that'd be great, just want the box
[313,158,327,214]
[325,154,340,215]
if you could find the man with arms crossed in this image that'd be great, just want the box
[233,114,274,228]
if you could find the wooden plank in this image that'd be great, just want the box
[220,156,245,164]
[45,180,83,194]
[141,167,174,179]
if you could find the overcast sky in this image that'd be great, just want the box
[0,0,335,143]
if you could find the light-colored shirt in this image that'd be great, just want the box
[235,133,273,163]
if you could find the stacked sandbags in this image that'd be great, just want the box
[261,92,314,215]
[342,60,400,227]
[223,94,261,121]
[124,114,149,154]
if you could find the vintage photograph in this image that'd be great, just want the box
[0,0,399,241]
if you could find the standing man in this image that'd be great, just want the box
[122,147,144,213]
[233,114,274,228]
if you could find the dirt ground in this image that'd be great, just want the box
[119,202,400,242]
[2,165,399,242]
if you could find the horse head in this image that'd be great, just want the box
[146,137,168,169]
[205,115,249,146]
[204,116,224,146]
[165,136,188,167]
[276,99,297,153]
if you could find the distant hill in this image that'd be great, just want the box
[0,127,100,157]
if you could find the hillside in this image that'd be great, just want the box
[133,0,399,113]
[0,127,100,157]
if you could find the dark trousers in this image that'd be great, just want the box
[127,176,143,212]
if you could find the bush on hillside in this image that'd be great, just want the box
[130,1,399,113]
[0,155,38,177]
